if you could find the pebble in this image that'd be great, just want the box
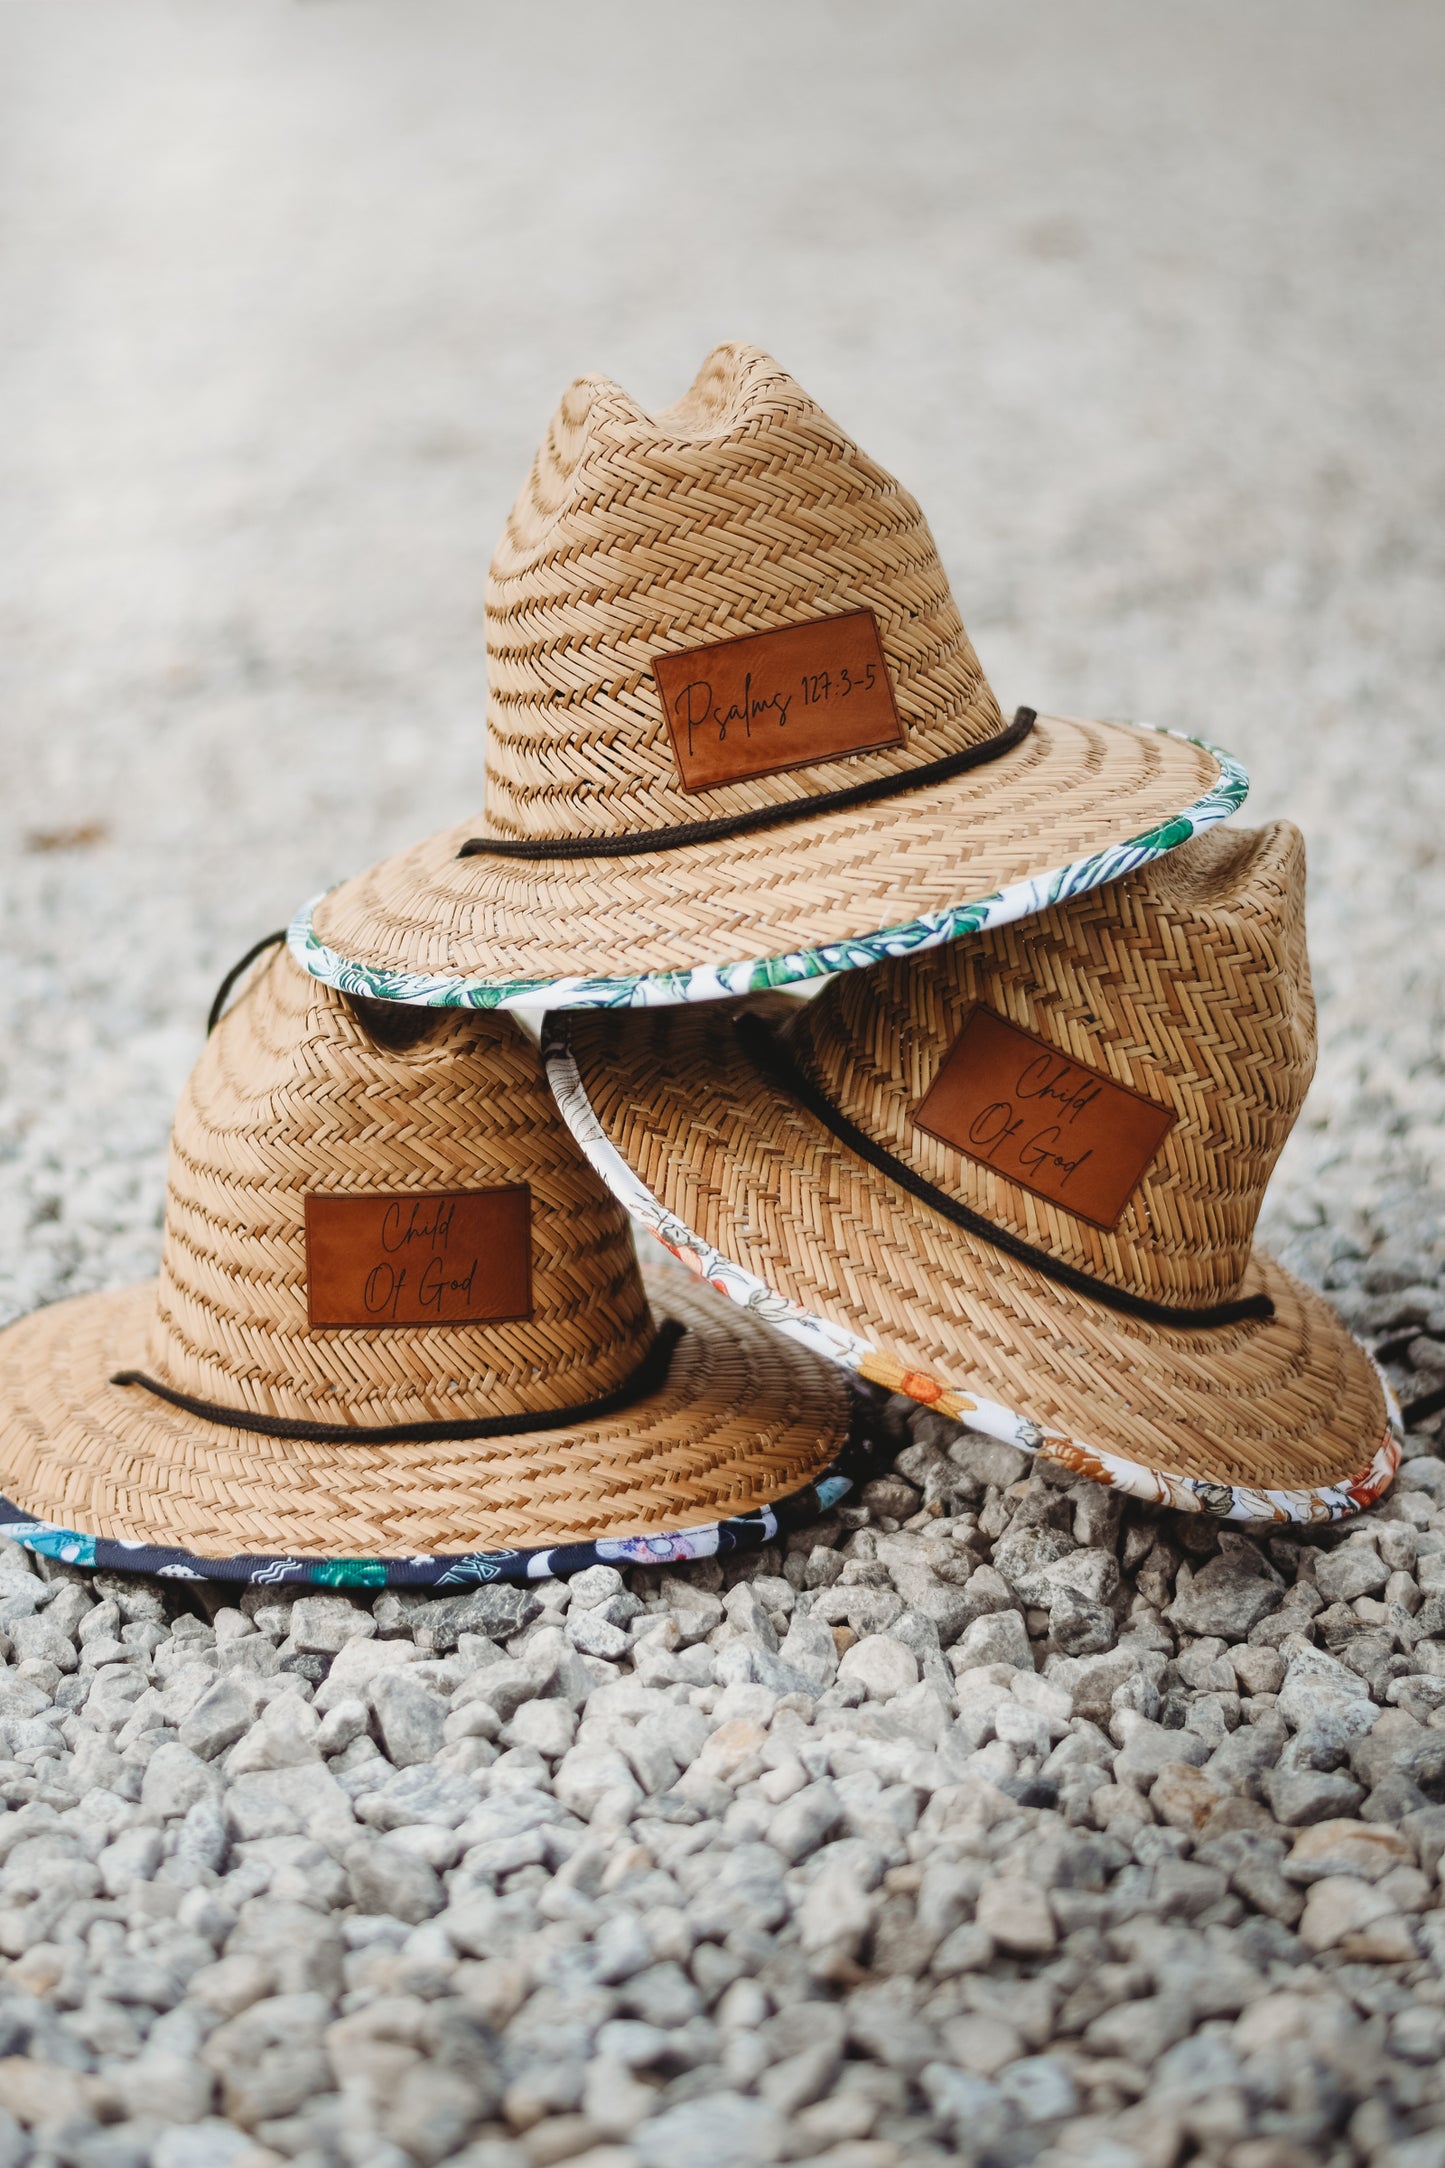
[286,1597,377,1658]
[1298,1875,1405,1953]
[368,1674,449,1769]
[1284,1818,1415,1883]
[1262,1766,1365,1827]
[837,1637,917,1701]
[952,1610,1032,1673]
[975,1876,1056,1956]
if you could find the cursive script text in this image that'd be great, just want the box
[381,1198,457,1256]
[676,672,792,757]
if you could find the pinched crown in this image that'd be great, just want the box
[483,342,1003,841]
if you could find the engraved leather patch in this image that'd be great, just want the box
[912,1007,1175,1230]
[653,608,904,794]
[305,1189,532,1328]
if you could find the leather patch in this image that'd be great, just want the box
[305,1189,532,1328]
[653,608,904,793]
[912,1007,1175,1229]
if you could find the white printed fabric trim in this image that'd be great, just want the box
[289,726,1249,1011]
[543,1033,1404,1525]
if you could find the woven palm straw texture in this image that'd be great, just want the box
[566,825,1385,1490]
[789,819,1314,1310]
[0,1267,852,1556]
[309,342,1227,990]
[0,953,851,1555]
[154,950,650,1423]
[320,714,1215,985]
[484,339,1003,841]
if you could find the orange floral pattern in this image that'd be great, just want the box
[547,1034,1405,1527]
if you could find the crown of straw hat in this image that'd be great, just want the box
[548,822,1399,1523]
[292,342,1247,1012]
[0,949,868,1585]
[482,342,1003,839]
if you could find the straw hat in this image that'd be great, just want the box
[548,822,1400,1523]
[0,949,868,1585]
[291,342,1246,1013]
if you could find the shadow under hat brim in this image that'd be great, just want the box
[548,1012,1399,1524]
[0,1264,871,1581]
[294,717,1243,1009]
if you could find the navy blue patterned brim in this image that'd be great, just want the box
[0,1417,886,1586]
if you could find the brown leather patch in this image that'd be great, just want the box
[305,1189,532,1328]
[653,609,904,794]
[912,1007,1175,1229]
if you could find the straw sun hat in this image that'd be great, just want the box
[548,821,1400,1524]
[290,342,1246,1014]
[0,949,870,1585]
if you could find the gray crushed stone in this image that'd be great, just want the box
[2,4,1444,2166]
[7,1427,1445,2168]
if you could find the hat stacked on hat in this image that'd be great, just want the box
[0,341,1396,1559]
[292,342,1243,1012]
[547,820,1398,1522]
[0,948,869,1583]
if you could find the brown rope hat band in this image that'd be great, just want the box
[459,708,1038,863]
[731,1014,1277,1332]
[110,1317,686,1446]
[207,930,287,1035]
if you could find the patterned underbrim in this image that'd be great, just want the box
[545,1033,1403,1527]
[0,1438,879,1587]
[290,723,1247,1011]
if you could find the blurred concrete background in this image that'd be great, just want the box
[1,0,1442,1318]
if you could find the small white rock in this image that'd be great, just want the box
[837,1635,918,1701]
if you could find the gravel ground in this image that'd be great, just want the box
[2,5,1445,2165]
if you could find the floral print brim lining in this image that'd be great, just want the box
[289,727,1248,1011]
[543,1035,1404,1526]
[0,1442,881,1586]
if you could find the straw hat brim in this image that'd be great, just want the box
[0,1263,866,1581]
[547,1016,1400,1524]
[293,718,1244,1008]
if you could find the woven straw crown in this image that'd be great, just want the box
[297,339,1237,1005]
[150,952,652,1426]
[0,946,863,1564]
[551,819,1393,1514]
[484,340,1005,842]
[785,818,1315,1310]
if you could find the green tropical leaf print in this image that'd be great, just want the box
[1129,815,1197,857]
[742,953,810,990]
[289,727,1252,1014]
